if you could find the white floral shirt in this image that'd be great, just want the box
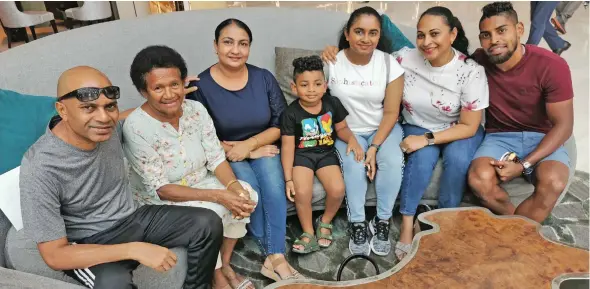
[123,100,226,205]
[393,47,489,132]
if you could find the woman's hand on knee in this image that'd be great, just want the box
[249,145,280,159]
[285,180,296,202]
[224,141,253,162]
[400,135,428,154]
[346,137,365,163]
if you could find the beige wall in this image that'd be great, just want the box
[20,1,46,11]
[115,1,151,19]
[116,1,227,19]
[188,1,228,10]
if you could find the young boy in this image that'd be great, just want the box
[280,55,362,254]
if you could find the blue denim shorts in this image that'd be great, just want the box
[473,131,571,170]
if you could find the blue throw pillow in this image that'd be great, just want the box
[382,14,415,52]
[0,89,56,175]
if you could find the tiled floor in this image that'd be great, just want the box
[1,1,588,171]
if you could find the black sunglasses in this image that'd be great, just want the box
[59,86,120,102]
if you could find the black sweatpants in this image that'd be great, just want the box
[64,205,223,289]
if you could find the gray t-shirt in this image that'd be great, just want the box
[20,117,138,243]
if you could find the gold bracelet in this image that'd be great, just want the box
[251,136,259,148]
[225,179,239,190]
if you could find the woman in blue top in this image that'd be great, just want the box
[186,19,300,282]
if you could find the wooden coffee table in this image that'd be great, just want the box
[266,207,589,289]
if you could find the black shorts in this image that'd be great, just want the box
[294,150,341,171]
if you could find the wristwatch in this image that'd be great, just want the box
[369,143,381,152]
[424,132,435,146]
[520,160,534,175]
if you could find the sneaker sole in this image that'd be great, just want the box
[369,220,390,256]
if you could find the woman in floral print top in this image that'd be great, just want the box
[394,7,489,260]
[123,46,258,289]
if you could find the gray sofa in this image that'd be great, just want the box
[0,7,577,289]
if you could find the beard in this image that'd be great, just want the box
[486,42,518,64]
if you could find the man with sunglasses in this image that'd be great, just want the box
[19,66,222,289]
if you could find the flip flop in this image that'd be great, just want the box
[220,266,254,289]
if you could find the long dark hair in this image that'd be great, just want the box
[214,18,253,43]
[337,6,392,54]
[419,6,470,57]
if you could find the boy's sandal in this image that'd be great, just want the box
[292,232,320,254]
[315,215,334,248]
[260,257,305,282]
[394,242,411,261]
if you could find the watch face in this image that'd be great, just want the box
[425,132,434,140]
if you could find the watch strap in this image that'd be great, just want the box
[424,133,435,146]
[369,144,381,151]
[520,160,534,175]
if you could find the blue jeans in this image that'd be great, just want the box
[229,155,287,255]
[527,1,566,51]
[472,131,571,181]
[334,123,404,223]
[399,124,484,216]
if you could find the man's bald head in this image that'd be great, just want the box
[53,66,119,149]
[57,66,112,97]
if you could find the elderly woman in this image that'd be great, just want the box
[186,19,301,281]
[123,45,257,289]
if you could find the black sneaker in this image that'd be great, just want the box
[348,222,371,256]
[369,216,391,256]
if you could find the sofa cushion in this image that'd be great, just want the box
[274,47,322,105]
[5,227,187,288]
[0,211,11,268]
[0,89,56,175]
[381,14,415,52]
[0,267,85,289]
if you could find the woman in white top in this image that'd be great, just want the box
[322,6,406,257]
[394,7,488,260]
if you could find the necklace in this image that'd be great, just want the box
[428,50,455,110]
[345,49,372,81]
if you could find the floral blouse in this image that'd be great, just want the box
[123,100,226,205]
[393,47,489,132]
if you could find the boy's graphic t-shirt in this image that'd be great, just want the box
[280,94,348,153]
